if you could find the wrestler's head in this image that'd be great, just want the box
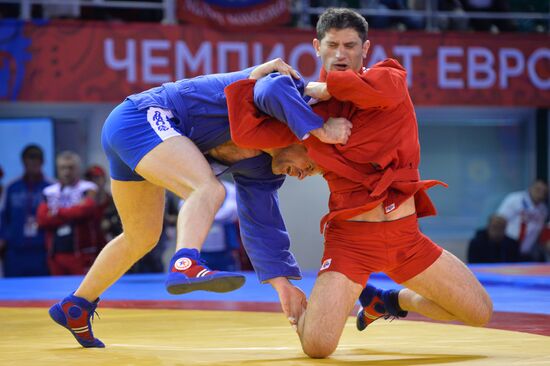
[269,144,320,180]
[313,8,370,73]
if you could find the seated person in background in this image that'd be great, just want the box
[459,0,517,32]
[467,215,520,263]
[496,180,548,262]
[37,151,100,275]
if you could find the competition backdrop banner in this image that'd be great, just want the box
[176,0,290,30]
[2,20,549,106]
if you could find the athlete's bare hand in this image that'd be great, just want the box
[249,58,300,80]
[305,82,331,101]
[268,277,307,330]
[310,117,352,145]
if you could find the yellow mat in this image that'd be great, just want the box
[1,307,549,365]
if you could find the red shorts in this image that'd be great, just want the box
[319,214,443,285]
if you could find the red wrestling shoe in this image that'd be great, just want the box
[356,284,408,331]
[49,293,104,348]
[165,248,245,294]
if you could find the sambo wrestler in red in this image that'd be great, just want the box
[225,8,492,359]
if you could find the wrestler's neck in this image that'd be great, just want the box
[207,141,262,165]
[262,148,277,158]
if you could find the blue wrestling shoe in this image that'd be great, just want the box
[356,284,408,331]
[165,248,246,295]
[49,293,105,348]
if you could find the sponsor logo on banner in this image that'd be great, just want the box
[177,0,290,30]
[0,20,32,101]
[7,20,550,106]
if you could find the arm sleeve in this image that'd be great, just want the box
[36,201,65,228]
[233,172,301,283]
[326,65,407,109]
[226,79,299,149]
[495,194,519,221]
[254,73,324,139]
[57,196,97,220]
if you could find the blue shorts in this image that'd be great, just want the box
[101,99,182,181]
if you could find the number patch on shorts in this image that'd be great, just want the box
[147,107,180,141]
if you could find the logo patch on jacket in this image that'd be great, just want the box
[320,258,332,271]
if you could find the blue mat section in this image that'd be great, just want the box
[1,265,549,315]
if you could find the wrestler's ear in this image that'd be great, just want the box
[313,39,320,57]
[362,40,370,59]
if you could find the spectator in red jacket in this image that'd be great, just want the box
[37,151,100,275]
[85,164,121,245]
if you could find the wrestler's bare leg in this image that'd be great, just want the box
[75,136,224,301]
[135,136,225,251]
[400,250,493,326]
[298,272,362,358]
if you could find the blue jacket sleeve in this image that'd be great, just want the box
[231,157,301,283]
[253,73,324,140]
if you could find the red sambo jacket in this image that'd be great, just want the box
[226,59,446,232]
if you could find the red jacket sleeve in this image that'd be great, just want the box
[57,196,97,220]
[225,79,299,149]
[36,201,65,228]
[326,59,407,110]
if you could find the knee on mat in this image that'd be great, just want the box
[464,298,493,327]
[301,338,338,359]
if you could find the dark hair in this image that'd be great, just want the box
[316,8,369,42]
[21,144,44,162]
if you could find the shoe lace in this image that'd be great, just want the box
[383,312,405,322]
[90,309,100,322]
[195,257,211,269]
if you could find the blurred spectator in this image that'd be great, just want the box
[200,181,242,271]
[0,145,52,277]
[496,180,549,262]
[42,3,80,19]
[459,0,517,32]
[0,164,4,201]
[509,0,549,33]
[85,165,122,243]
[467,215,520,263]
[368,0,425,30]
[36,151,101,275]
[540,224,550,262]
[428,0,470,31]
